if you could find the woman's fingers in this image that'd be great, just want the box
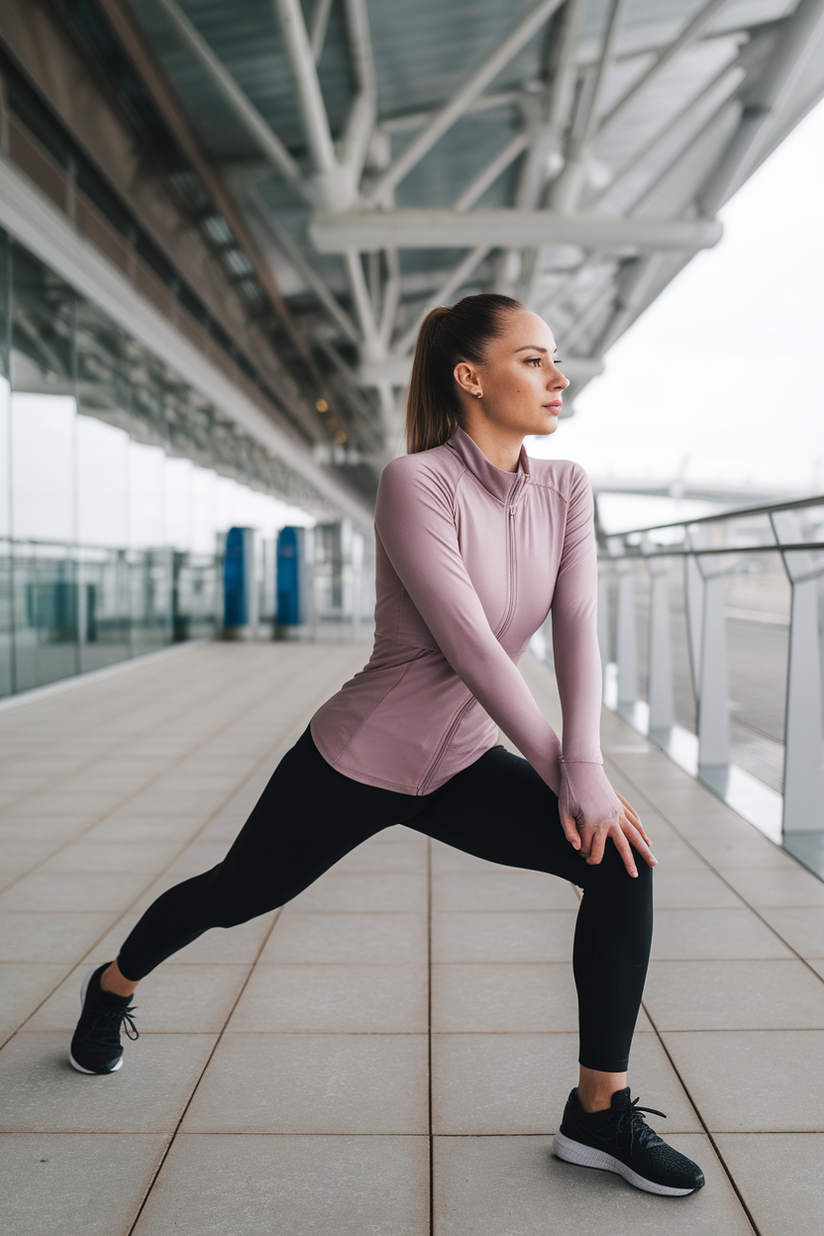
[616,792,650,843]
[611,829,639,878]
[622,818,657,868]
[560,810,581,852]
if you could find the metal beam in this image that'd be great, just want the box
[393,245,491,357]
[700,0,824,213]
[149,0,305,194]
[363,0,566,205]
[309,209,723,252]
[247,187,360,344]
[453,134,529,212]
[272,0,338,176]
[338,0,377,181]
[597,0,731,139]
[309,0,334,61]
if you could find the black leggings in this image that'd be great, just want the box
[117,726,653,1072]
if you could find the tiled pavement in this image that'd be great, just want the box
[1,642,823,1234]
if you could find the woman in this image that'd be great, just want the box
[69,293,703,1197]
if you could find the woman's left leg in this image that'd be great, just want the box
[405,744,703,1195]
[408,744,652,1074]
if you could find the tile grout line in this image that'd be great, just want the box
[603,752,824,987]
[0,646,326,837]
[0,657,364,1053]
[125,904,286,1236]
[639,998,762,1235]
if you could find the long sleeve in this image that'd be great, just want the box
[375,459,563,794]
[550,465,622,830]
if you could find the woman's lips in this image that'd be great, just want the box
[544,401,562,411]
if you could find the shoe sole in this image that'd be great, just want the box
[68,965,123,1075]
[553,1130,699,1196]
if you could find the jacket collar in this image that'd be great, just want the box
[446,426,530,506]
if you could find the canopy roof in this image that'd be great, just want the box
[90,0,824,472]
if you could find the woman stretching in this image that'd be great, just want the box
[69,293,703,1197]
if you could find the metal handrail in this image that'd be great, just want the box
[600,491,824,539]
[593,490,824,854]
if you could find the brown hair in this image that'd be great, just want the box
[404,293,524,454]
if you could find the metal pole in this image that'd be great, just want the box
[364,0,565,204]
[616,557,637,711]
[272,0,338,176]
[647,556,676,738]
[697,570,730,773]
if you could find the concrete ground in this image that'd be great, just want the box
[1,641,823,1236]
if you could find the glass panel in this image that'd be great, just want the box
[78,546,131,673]
[724,553,790,794]
[12,541,78,690]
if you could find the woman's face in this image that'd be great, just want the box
[455,309,569,439]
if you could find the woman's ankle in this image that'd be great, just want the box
[577,1065,627,1113]
[100,960,139,998]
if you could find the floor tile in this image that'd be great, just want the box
[39,841,181,874]
[714,1133,824,1236]
[432,872,578,912]
[692,836,801,871]
[92,910,278,967]
[226,963,428,1032]
[641,838,707,869]
[0,1031,217,1132]
[431,1031,699,1134]
[651,908,794,960]
[758,906,824,957]
[652,868,742,908]
[29,963,250,1032]
[432,911,577,963]
[0,964,70,1032]
[0,872,150,913]
[0,839,61,874]
[662,1030,824,1131]
[431,963,579,1033]
[725,867,824,907]
[432,1133,749,1235]
[288,872,428,913]
[133,1134,429,1236]
[643,959,824,1029]
[327,837,428,873]
[262,911,428,964]
[181,1033,428,1134]
[0,912,116,963]
[0,1133,168,1236]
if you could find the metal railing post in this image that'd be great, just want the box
[597,559,612,697]
[616,557,637,711]
[684,552,704,705]
[772,511,824,834]
[696,567,730,776]
[647,556,675,738]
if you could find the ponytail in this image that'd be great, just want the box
[404,293,524,454]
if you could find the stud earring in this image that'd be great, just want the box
[475,390,483,399]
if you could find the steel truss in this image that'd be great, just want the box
[143,0,824,465]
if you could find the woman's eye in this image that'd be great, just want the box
[526,357,542,366]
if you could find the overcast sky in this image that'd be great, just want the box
[528,98,824,501]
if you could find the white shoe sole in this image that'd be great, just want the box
[68,965,123,1075]
[553,1130,697,1196]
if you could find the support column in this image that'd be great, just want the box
[697,571,730,778]
[647,557,675,740]
[616,557,637,712]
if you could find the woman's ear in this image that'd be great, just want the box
[454,361,480,397]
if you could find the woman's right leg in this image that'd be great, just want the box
[69,726,423,1073]
[116,726,414,981]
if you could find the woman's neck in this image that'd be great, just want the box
[460,420,523,473]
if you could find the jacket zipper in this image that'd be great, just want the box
[421,495,520,793]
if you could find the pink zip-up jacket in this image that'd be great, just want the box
[311,426,615,821]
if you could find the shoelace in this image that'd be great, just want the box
[614,1097,666,1153]
[89,1002,140,1043]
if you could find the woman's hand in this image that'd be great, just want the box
[559,762,656,878]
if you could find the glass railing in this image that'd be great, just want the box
[563,495,824,874]
[0,539,220,697]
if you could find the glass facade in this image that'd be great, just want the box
[0,230,317,697]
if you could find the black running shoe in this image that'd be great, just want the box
[69,963,139,1075]
[553,1087,705,1196]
